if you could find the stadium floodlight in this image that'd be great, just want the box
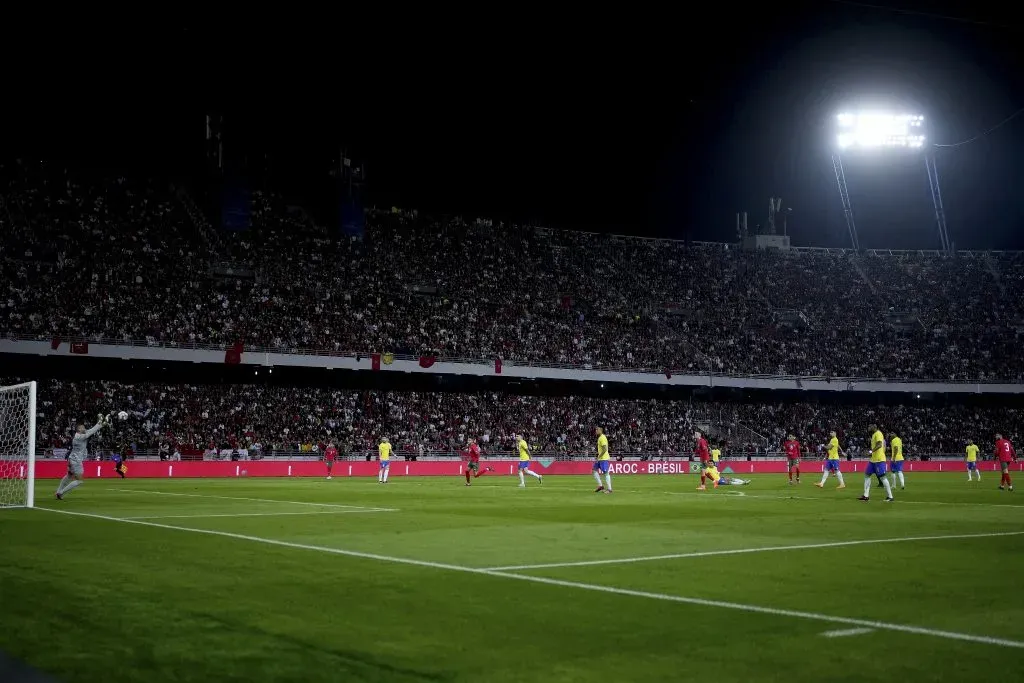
[830,109,949,254]
[835,112,926,150]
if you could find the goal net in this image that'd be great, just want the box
[0,381,36,508]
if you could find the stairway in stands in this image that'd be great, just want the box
[849,254,880,296]
[984,253,1007,296]
[175,187,225,257]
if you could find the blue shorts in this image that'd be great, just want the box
[891,460,904,473]
[967,461,977,471]
[865,461,887,477]
[518,461,531,470]
[592,460,610,473]
[825,459,841,472]
[379,460,390,469]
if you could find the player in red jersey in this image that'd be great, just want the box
[462,438,494,486]
[784,434,801,485]
[995,433,1016,491]
[324,442,338,480]
[695,430,719,490]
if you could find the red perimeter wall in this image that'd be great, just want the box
[11,459,1023,479]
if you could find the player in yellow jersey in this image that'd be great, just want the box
[965,440,981,482]
[859,424,893,502]
[515,433,543,487]
[815,431,846,489]
[377,437,392,484]
[592,427,612,493]
[888,432,905,490]
[711,445,721,468]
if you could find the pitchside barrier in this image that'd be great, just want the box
[10,459,1023,479]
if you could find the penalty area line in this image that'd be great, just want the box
[663,490,1024,509]
[483,531,1024,571]
[34,507,1024,650]
[111,488,393,511]
[122,509,395,520]
[822,627,874,638]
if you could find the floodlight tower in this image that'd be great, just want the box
[831,112,951,254]
[830,153,860,250]
[925,154,951,253]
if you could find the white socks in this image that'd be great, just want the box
[519,469,541,485]
[594,471,603,486]
[896,471,905,488]
[865,476,894,498]
[604,472,613,491]
[821,471,845,486]
[57,479,82,496]
[55,475,71,494]
[968,470,981,481]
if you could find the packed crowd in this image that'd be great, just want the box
[3,162,1024,380]
[20,378,1020,458]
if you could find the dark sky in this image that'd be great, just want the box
[9,1,1024,249]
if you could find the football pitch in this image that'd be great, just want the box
[1,473,1021,683]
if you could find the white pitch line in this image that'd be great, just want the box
[664,490,1024,509]
[113,483,1024,510]
[33,507,1024,650]
[112,488,395,512]
[483,531,1024,571]
[822,627,874,638]
[122,509,394,520]
[893,499,1024,509]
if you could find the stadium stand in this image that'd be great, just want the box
[20,379,1022,459]
[3,162,1024,380]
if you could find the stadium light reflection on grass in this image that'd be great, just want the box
[836,112,926,150]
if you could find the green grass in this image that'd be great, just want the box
[1,473,1021,683]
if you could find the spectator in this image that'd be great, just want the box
[3,163,1023,381]
[13,378,1021,459]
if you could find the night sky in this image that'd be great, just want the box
[9,2,1024,249]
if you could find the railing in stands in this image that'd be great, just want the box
[37,449,989,462]
[4,332,1021,385]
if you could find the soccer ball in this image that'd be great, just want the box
[117,411,129,421]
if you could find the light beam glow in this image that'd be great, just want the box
[835,112,925,150]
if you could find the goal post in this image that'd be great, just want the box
[0,381,37,508]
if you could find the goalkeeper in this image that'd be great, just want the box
[56,413,107,500]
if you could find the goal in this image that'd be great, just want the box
[0,381,36,508]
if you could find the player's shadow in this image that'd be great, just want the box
[185,610,450,683]
[0,650,58,683]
